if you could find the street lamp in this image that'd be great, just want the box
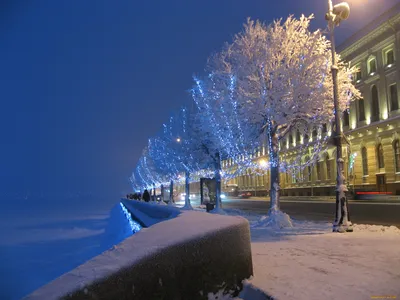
[256,159,268,197]
[326,1,353,233]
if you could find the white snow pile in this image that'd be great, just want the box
[352,223,400,234]
[208,207,228,215]
[252,209,293,229]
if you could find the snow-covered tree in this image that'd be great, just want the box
[191,73,259,212]
[209,15,359,225]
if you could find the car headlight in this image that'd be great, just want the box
[220,194,226,199]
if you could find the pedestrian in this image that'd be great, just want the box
[142,189,150,202]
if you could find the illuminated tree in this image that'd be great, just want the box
[191,73,259,211]
[209,15,359,225]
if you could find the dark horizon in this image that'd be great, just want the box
[1,0,398,206]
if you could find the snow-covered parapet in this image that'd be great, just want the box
[24,210,253,300]
[120,198,181,227]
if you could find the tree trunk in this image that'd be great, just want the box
[268,123,280,212]
[214,152,222,210]
[153,184,156,201]
[160,184,164,202]
[169,180,174,205]
[200,178,204,205]
[183,171,193,209]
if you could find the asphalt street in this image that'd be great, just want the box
[221,198,400,227]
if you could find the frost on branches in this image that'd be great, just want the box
[208,15,359,227]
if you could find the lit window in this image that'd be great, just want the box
[354,66,362,82]
[385,49,395,65]
[316,162,322,181]
[368,57,377,74]
[326,154,331,180]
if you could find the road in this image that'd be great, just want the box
[220,198,400,227]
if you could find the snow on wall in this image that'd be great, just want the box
[24,209,253,300]
[120,198,181,227]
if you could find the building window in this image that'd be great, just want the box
[322,124,327,134]
[304,133,309,143]
[368,57,377,74]
[316,162,322,181]
[289,134,293,145]
[304,156,311,182]
[312,128,318,140]
[343,109,350,127]
[354,65,362,82]
[326,154,331,180]
[377,143,385,169]
[371,85,380,122]
[362,147,368,176]
[394,140,400,173]
[390,84,399,111]
[358,98,365,121]
[385,49,395,65]
[296,130,301,143]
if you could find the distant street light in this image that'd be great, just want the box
[176,137,181,143]
[259,159,268,168]
[325,1,353,233]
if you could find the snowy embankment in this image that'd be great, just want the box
[25,205,253,300]
[120,198,181,227]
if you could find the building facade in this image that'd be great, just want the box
[224,4,400,197]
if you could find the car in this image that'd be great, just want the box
[238,192,252,199]
[180,193,197,201]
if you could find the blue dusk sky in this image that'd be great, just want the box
[0,0,398,204]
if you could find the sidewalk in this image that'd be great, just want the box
[231,196,400,204]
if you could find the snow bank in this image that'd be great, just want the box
[253,209,293,229]
[100,203,141,250]
[120,198,181,227]
[25,211,253,300]
[352,223,400,234]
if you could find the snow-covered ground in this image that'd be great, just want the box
[248,221,400,300]
[2,198,399,300]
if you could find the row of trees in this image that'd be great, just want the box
[130,15,359,218]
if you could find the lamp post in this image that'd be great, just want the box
[326,1,353,232]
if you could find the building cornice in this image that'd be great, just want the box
[338,3,400,57]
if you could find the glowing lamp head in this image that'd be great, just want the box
[176,138,181,143]
[332,2,350,21]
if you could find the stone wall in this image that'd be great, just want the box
[24,210,253,300]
